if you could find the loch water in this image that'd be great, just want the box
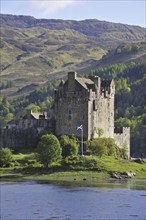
[0,180,146,220]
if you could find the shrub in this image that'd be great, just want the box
[87,138,118,157]
[119,143,128,159]
[78,156,107,171]
[60,135,78,158]
[87,139,107,157]
[62,156,79,167]
[0,148,14,167]
[36,134,62,167]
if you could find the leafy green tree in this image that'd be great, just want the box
[0,148,14,167]
[37,134,62,167]
[26,104,40,113]
[60,135,78,158]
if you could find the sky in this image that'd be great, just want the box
[1,0,146,27]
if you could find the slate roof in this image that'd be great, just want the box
[76,77,94,90]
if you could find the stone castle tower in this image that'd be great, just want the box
[54,71,115,139]
[54,71,130,157]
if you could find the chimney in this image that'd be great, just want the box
[93,76,101,95]
[68,71,77,91]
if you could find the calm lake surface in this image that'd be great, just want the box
[0,180,146,220]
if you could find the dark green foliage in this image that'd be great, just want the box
[36,134,62,167]
[0,80,59,128]
[0,97,14,128]
[62,156,79,167]
[87,138,118,157]
[0,148,14,167]
[60,135,78,158]
[26,103,40,113]
[115,44,141,55]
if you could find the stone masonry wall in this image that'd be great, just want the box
[0,128,41,149]
[114,127,130,158]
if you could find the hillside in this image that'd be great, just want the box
[1,14,145,42]
[0,14,146,97]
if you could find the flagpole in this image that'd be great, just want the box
[77,124,84,156]
[81,126,83,156]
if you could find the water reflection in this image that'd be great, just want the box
[36,177,146,190]
[0,181,146,220]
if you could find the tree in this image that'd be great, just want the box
[26,104,40,113]
[60,135,78,158]
[0,148,14,167]
[36,134,62,167]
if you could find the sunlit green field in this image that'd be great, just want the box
[0,153,145,185]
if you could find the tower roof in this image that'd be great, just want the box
[76,77,94,90]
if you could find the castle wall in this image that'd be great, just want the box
[1,111,54,149]
[114,127,130,158]
[0,128,40,149]
[92,83,115,139]
[55,98,88,138]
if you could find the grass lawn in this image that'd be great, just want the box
[0,153,145,185]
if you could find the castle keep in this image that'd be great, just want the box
[54,72,115,139]
[1,71,130,157]
[54,72,130,157]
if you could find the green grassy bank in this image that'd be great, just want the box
[0,153,145,187]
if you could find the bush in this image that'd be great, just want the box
[87,138,118,157]
[0,148,14,167]
[62,156,79,167]
[60,135,78,158]
[119,144,128,159]
[87,139,107,157]
[62,155,107,171]
[36,134,62,167]
[78,156,107,171]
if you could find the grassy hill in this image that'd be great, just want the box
[0,14,146,97]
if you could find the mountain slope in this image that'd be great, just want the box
[1,14,145,42]
[0,14,146,97]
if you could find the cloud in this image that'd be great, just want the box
[30,0,78,15]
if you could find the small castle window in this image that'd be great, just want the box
[68,110,72,120]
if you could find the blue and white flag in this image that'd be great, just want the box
[77,125,83,130]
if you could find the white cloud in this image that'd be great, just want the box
[30,0,78,15]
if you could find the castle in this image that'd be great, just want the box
[1,72,130,157]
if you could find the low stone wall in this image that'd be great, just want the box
[0,128,41,149]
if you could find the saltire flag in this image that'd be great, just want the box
[77,125,83,130]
